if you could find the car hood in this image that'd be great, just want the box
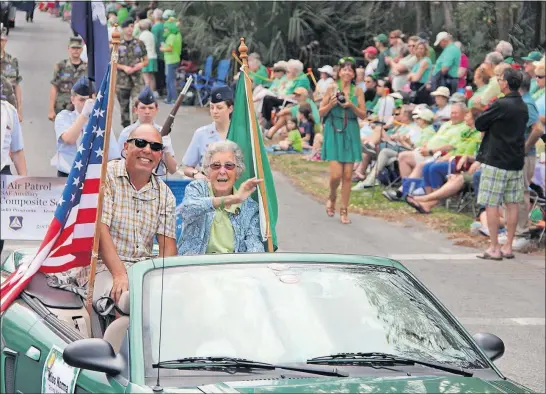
[164,376,532,393]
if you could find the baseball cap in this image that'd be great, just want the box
[318,65,334,76]
[362,46,378,56]
[413,108,434,122]
[373,33,388,45]
[68,36,83,48]
[522,51,542,62]
[434,31,450,46]
[449,92,466,103]
[294,87,308,96]
[430,86,451,98]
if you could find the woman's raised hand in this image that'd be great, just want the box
[235,178,263,203]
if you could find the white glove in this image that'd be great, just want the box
[162,135,173,155]
[82,99,95,118]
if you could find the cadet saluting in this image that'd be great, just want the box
[1,24,23,121]
[117,18,149,128]
[48,36,88,120]
[53,77,120,177]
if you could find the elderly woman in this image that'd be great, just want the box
[178,141,265,255]
[261,59,311,129]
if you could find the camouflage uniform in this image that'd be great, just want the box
[0,74,17,108]
[51,59,88,114]
[0,51,21,108]
[117,37,147,127]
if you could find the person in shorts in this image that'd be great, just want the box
[475,68,528,260]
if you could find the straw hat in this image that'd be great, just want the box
[430,86,451,98]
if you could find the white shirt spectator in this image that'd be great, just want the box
[1,100,24,170]
[316,77,334,97]
[365,58,378,76]
[392,55,418,92]
[375,96,395,124]
[139,29,157,60]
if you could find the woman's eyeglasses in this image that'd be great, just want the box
[338,57,355,65]
[127,138,164,152]
[209,162,236,171]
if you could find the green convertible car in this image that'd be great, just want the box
[0,251,534,393]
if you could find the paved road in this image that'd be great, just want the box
[3,11,545,391]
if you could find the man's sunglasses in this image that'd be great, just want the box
[209,162,236,171]
[127,138,163,152]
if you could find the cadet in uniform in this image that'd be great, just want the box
[182,86,234,178]
[1,95,27,256]
[1,24,23,121]
[49,36,88,120]
[117,85,177,174]
[0,75,17,109]
[117,18,148,128]
[53,77,120,177]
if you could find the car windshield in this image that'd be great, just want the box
[142,263,488,375]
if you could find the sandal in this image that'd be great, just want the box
[476,252,503,261]
[405,196,430,214]
[326,199,336,217]
[340,208,351,224]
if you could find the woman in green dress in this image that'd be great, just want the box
[320,57,367,224]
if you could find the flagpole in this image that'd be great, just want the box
[238,38,274,252]
[85,28,120,313]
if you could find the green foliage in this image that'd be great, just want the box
[161,1,544,69]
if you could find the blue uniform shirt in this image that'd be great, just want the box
[182,122,224,169]
[522,92,539,157]
[53,110,120,174]
[1,101,24,170]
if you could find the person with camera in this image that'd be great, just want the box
[320,57,366,224]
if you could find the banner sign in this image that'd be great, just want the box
[1,175,192,242]
[41,346,80,394]
[1,176,66,241]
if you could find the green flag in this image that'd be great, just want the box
[227,75,278,251]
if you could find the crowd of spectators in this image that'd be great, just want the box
[251,29,545,251]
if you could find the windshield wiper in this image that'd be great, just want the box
[153,356,348,377]
[307,352,473,377]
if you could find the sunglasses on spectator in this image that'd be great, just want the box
[338,57,355,65]
[537,75,546,79]
[209,162,236,171]
[127,138,163,152]
[393,111,402,116]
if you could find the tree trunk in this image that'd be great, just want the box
[443,1,454,31]
[535,1,545,48]
[416,2,423,34]
[495,1,512,41]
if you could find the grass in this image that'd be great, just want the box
[269,154,487,248]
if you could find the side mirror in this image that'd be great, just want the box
[63,339,124,376]
[473,332,505,361]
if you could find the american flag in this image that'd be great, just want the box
[0,66,112,312]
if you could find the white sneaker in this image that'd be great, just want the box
[352,181,368,191]
[512,237,531,251]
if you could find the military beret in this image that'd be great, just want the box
[210,86,233,104]
[137,85,156,105]
[121,18,134,29]
[72,76,94,96]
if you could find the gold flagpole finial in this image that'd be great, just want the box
[238,37,248,66]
